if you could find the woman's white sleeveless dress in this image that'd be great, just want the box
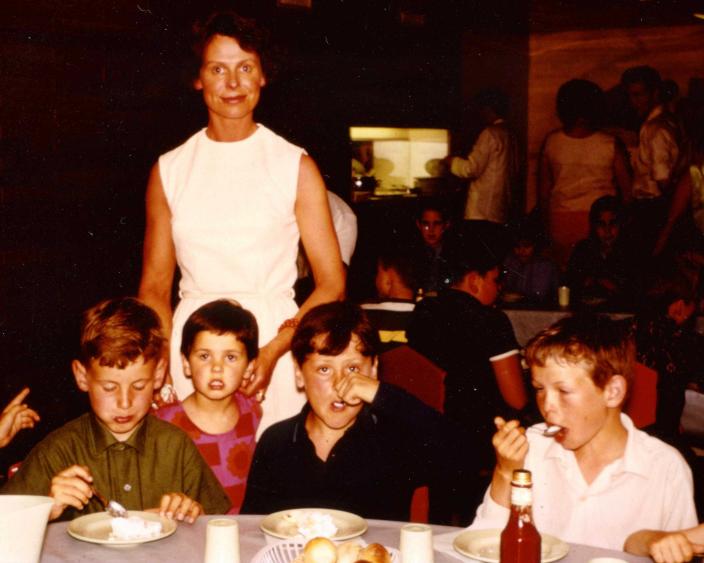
[159,125,306,437]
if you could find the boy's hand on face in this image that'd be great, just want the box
[156,493,202,523]
[334,372,380,406]
[492,417,528,479]
[49,465,94,520]
[649,532,698,563]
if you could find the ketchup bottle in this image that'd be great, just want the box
[500,469,541,563]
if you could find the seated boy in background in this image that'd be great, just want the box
[470,315,697,551]
[361,244,419,353]
[407,231,528,524]
[155,299,261,512]
[241,301,450,521]
[1,297,231,521]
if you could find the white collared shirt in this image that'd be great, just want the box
[470,414,697,550]
[632,105,680,199]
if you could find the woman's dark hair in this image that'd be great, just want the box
[556,79,606,130]
[189,11,276,81]
[181,299,259,360]
[291,302,379,366]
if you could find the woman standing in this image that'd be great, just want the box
[138,12,345,436]
[539,79,631,268]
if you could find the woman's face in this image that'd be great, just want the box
[195,34,266,124]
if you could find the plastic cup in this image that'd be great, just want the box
[400,523,434,563]
[204,518,240,563]
[0,495,53,563]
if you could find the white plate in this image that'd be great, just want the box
[453,529,569,563]
[251,540,400,563]
[260,508,368,541]
[67,510,177,547]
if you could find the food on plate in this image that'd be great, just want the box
[302,536,337,563]
[358,543,392,563]
[336,541,362,563]
[290,511,339,539]
[109,516,162,541]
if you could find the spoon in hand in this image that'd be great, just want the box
[528,424,562,437]
[92,486,128,518]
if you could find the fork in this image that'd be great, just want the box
[91,486,128,518]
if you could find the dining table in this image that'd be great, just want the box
[39,514,651,562]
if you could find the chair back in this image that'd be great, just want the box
[378,345,446,523]
[378,345,445,412]
[624,362,658,429]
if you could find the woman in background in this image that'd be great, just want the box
[539,79,631,268]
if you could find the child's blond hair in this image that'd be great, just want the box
[78,297,164,368]
[525,314,634,389]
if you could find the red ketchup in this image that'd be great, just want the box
[500,469,541,563]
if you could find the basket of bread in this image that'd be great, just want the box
[251,536,399,563]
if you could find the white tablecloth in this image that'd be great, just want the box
[39,515,649,562]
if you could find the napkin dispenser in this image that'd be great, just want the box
[0,495,53,563]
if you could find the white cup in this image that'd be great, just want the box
[204,518,240,563]
[400,523,434,563]
[558,285,570,307]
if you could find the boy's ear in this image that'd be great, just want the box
[181,354,192,378]
[193,77,203,91]
[604,374,628,407]
[72,360,90,392]
[294,362,305,390]
[153,357,167,389]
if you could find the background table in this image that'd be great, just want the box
[39,514,650,562]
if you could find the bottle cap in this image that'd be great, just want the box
[512,469,532,486]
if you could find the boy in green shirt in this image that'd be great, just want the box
[2,297,230,521]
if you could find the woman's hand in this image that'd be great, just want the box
[0,387,40,448]
[240,341,282,400]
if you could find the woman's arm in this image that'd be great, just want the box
[137,163,177,346]
[241,154,345,397]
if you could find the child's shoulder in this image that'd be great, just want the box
[235,392,263,422]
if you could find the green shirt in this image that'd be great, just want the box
[1,413,231,520]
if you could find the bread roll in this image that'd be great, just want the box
[357,543,392,563]
[336,541,362,563]
[303,536,337,563]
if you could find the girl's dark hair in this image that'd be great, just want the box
[189,11,275,81]
[556,79,605,130]
[589,195,623,226]
[181,299,258,360]
[291,302,379,366]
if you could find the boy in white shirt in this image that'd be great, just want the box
[470,314,697,551]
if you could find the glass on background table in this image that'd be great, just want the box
[39,514,651,562]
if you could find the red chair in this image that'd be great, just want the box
[624,362,658,429]
[378,345,446,523]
